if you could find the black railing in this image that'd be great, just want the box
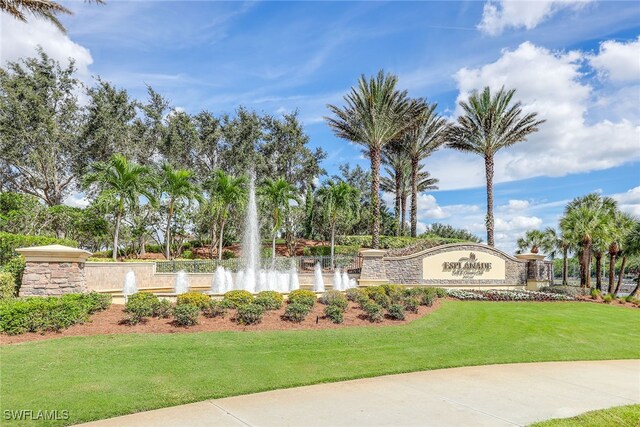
[155,255,362,274]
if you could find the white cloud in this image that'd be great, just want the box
[64,192,90,208]
[445,41,640,190]
[611,186,640,216]
[478,0,591,36]
[589,37,640,83]
[0,15,93,79]
[501,199,530,212]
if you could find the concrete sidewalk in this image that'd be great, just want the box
[80,360,640,427]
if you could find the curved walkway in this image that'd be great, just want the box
[81,360,640,427]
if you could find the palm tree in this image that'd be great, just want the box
[623,220,640,298]
[1,0,104,33]
[592,236,608,291]
[204,170,247,260]
[326,70,425,248]
[316,181,360,267]
[609,211,635,295]
[381,142,409,236]
[544,227,572,286]
[83,154,155,260]
[159,164,201,260]
[516,229,548,254]
[560,193,617,288]
[403,103,448,237]
[259,178,299,260]
[447,87,544,246]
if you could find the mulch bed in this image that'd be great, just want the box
[0,299,442,346]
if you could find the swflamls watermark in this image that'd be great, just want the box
[3,409,69,421]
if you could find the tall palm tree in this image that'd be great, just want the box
[609,211,635,295]
[159,164,201,260]
[623,220,640,298]
[592,236,608,291]
[381,142,409,236]
[516,229,548,254]
[204,170,247,260]
[83,154,155,260]
[403,103,448,237]
[447,87,544,246]
[325,70,425,248]
[259,178,299,260]
[1,0,104,33]
[316,180,360,267]
[560,193,617,288]
[543,227,572,286]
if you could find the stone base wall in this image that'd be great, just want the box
[21,261,86,296]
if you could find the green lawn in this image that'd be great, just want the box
[531,404,640,427]
[1,301,639,426]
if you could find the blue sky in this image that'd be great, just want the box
[2,0,639,251]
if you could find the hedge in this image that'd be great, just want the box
[0,232,77,265]
[0,272,15,299]
[335,235,463,249]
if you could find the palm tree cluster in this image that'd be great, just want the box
[326,71,543,248]
[517,193,639,297]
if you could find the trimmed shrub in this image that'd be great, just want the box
[176,292,210,309]
[181,250,194,259]
[173,304,200,326]
[345,287,366,302]
[254,291,284,310]
[591,289,601,300]
[125,292,159,324]
[603,294,613,304]
[387,303,406,320]
[0,293,111,335]
[446,289,575,301]
[319,291,348,309]
[403,296,420,313]
[236,303,265,325]
[0,272,15,299]
[1,255,25,295]
[223,290,254,308]
[362,301,384,323]
[0,232,76,264]
[433,287,447,298]
[323,304,344,324]
[287,289,316,307]
[152,299,173,318]
[283,302,311,323]
[221,250,236,260]
[364,286,386,300]
[202,300,227,318]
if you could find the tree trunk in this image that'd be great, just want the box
[165,200,173,260]
[113,210,122,261]
[330,223,335,268]
[595,253,603,291]
[614,255,626,296]
[484,155,495,246]
[410,157,419,238]
[562,247,568,286]
[608,252,616,294]
[218,219,226,261]
[394,168,402,236]
[370,145,381,249]
[581,243,592,288]
[272,234,276,259]
[401,192,408,236]
[630,274,639,298]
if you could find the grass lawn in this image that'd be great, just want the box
[1,301,639,426]
[531,404,640,426]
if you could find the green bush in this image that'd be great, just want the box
[302,245,359,256]
[362,301,384,323]
[0,292,111,335]
[221,250,236,260]
[287,289,316,307]
[202,300,227,318]
[433,287,447,298]
[0,232,76,264]
[323,304,344,324]
[181,250,194,259]
[370,292,391,309]
[254,291,284,310]
[173,304,200,326]
[335,235,460,250]
[403,296,420,313]
[603,294,613,304]
[125,292,160,324]
[402,287,434,306]
[236,303,265,325]
[364,286,387,300]
[223,290,254,308]
[152,299,173,318]
[319,290,348,309]
[176,292,210,309]
[283,302,311,323]
[1,255,25,295]
[0,272,15,299]
[591,289,601,299]
[345,287,366,302]
[387,303,406,320]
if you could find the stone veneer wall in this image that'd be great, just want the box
[361,243,530,287]
[21,261,86,296]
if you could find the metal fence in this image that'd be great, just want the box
[155,255,362,274]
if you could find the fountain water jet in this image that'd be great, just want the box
[313,263,325,292]
[333,267,342,291]
[212,266,226,294]
[342,270,350,291]
[174,270,189,294]
[123,270,137,297]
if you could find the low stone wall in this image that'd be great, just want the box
[21,261,86,296]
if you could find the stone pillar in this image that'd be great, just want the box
[358,249,388,286]
[515,253,551,290]
[16,245,92,296]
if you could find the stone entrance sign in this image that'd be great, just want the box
[423,250,506,281]
[359,243,551,289]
